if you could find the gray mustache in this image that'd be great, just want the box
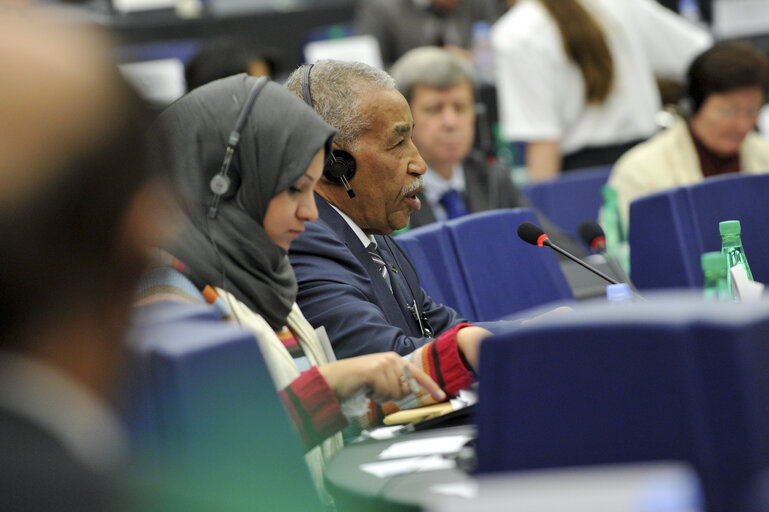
[402,176,424,197]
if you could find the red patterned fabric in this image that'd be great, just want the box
[279,366,348,450]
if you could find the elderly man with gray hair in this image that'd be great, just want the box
[391,46,585,254]
[284,60,492,371]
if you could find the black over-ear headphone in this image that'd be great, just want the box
[208,76,270,219]
[301,64,357,199]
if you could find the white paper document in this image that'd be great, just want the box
[430,481,478,499]
[730,265,764,302]
[360,455,455,478]
[362,425,409,440]
[378,434,473,460]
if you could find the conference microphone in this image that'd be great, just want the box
[578,220,641,296]
[578,220,608,255]
[517,221,620,286]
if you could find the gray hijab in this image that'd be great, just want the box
[155,74,336,329]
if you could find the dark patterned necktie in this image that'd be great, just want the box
[439,189,469,219]
[367,242,388,280]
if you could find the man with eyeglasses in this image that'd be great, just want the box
[608,41,769,225]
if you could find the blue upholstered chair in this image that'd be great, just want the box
[395,222,477,320]
[630,173,769,290]
[126,301,323,511]
[391,232,450,310]
[445,208,573,321]
[475,294,769,512]
[397,208,574,321]
[521,166,611,240]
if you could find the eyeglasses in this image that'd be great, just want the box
[711,103,763,120]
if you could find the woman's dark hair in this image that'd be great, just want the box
[185,39,279,91]
[539,0,614,104]
[686,41,769,113]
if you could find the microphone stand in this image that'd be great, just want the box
[544,239,620,285]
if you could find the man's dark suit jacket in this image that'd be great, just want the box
[0,410,114,511]
[408,151,587,257]
[289,194,467,359]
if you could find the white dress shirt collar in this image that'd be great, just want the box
[329,203,377,249]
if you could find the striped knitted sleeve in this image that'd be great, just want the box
[279,366,349,451]
[408,322,476,395]
[369,323,478,423]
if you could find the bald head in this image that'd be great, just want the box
[0,12,126,207]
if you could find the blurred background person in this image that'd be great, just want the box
[492,0,712,182]
[609,41,769,226]
[0,9,166,511]
[355,0,501,66]
[184,37,280,91]
[390,46,585,256]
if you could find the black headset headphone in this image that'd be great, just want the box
[301,64,357,199]
[208,76,270,219]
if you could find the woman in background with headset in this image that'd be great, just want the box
[608,41,769,227]
[142,74,479,496]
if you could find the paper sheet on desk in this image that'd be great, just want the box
[360,455,456,478]
[430,481,478,499]
[378,434,473,460]
[363,425,408,440]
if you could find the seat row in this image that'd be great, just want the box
[476,294,769,512]
[630,173,769,290]
[395,207,574,322]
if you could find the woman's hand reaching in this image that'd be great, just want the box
[318,352,446,403]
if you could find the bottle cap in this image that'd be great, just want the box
[472,21,491,36]
[719,220,741,236]
[701,251,727,275]
[601,185,617,203]
[606,283,632,302]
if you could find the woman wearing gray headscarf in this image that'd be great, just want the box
[143,75,480,491]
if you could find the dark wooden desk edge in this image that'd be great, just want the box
[325,425,476,512]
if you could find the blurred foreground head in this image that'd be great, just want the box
[0,10,161,396]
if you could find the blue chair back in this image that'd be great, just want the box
[395,222,477,320]
[390,234,448,308]
[126,301,323,511]
[521,166,611,239]
[629,187,698,289]
[630,174,769,290]
[475,295,769,512]
[446,208,573,321]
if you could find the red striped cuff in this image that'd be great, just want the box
[427,322,475,395]
[280,366,349,450]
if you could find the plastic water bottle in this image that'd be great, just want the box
[701,252,730,300]
[720,220,753,297]
[678,0,703,24]
[599,185,629,275]
[470,21,495,84]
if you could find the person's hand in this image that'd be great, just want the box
[520,305,574,326]
[318,352,446,403]
[455,326,493,372]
